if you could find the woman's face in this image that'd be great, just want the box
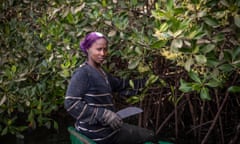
[87,38,108,66]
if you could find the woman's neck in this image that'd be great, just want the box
[86,60,101,69]
[86,60,106,78]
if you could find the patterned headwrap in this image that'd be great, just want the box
[80,32,108,55]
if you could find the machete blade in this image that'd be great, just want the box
[116,107,143,119]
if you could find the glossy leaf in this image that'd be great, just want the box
[201,44,215,54]
[203,17,219,27]
[228,86,240,93]
[189,71,201,83]
[130,0,138,6]
[192,83,202,91]
[146,74,159,86]
[135,47,142,55]
[1,127,8,135]
[219,64,234,72]
[184,58,193,71]
[206,79,221,88]
[151,40,167,49]
[234,14,240,28]
[200,87,211,100]
[129,80,134,89]
[137,63,150,73]
[179,79,193,93]
[166,0,173,11]
[126,96,141,104]
[11,65,17,73]
[159,22,169,32]
[128,58,141,70]
[232,47,240,61]
[195,55,207,64]
[171,39,183,49]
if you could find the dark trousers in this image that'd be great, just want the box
[111,123,156,144]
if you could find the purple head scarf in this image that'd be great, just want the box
[80,32,108,55]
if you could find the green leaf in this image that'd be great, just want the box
[187,30,199,39]
[135,47,142,55]
[207,59,220,67]
[192,45,200,54]
[234,14,240,28]
[206,79,220,88]
[45,121,51,129]
[53,120,59,130]
[184,58,193,71]
[200,87,211,100]
[192,83,202,91]
[159,22,169,32]
[159,79,167,87]
[232,60,240,67]
[146,74,159,86]
[130,0,138,6]
[128,58,141,69]
[171,39,183,49]
[203,17,219,27]
[166,0,173,11]
[66,13,75,24]
[126,96,141,104]
[129,80,134,88]
[137,63,150,73]
[17,126,28,132]
[28,110,34,123]
[201,44,215,54]
[220,0,230,7]
[1,127,8,135]
[191,0,200,4]
[4,24,10,35]
[102,0,107,7]
[213,33,225,42]
[0,95,7,106]
[179,79,193,93]
[189,71,201,83]
[46,43,52,51]
[219,64,234,72]
[174,8,186,15]
[195,55,207,64]
[228,86,240,93]
[197,10,207,18]
[151,40,167,49]
[152,10,167,20]
[173,30,183,38]
[11,65,17,73]
[232,47,240,60]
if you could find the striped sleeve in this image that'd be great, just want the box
[64,68,104,124]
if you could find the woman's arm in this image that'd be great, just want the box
[64,68,105,124]
[107,74,147,97]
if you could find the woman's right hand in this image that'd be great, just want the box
[102,109,123,130]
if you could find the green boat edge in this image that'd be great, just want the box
[68,126,173,144]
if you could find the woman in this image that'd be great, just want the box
[64,32,155,144]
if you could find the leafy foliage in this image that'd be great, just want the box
[0,0,240,143]
[152,0,240,100]
[0,0,60,137]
